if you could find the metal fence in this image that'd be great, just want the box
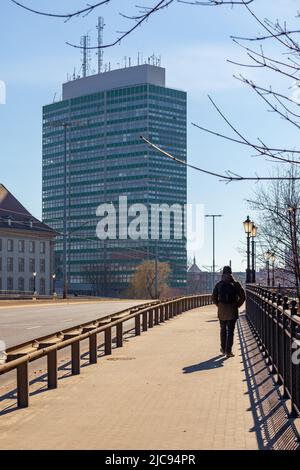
[0,294,212,409]
[246,286,300,418]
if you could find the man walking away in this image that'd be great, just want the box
[212,266,245,358]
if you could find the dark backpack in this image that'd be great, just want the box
[218,281,238,304]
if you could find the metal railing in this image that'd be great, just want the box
[246,286,300,418]
[0,294,212,409]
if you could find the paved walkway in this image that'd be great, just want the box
[0,305,299,450]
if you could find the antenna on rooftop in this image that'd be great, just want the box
[96,17,105,74]
[81,33,91,78]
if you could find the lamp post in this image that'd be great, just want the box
[265,250,271,287]
[251,223,257,283]
[33,272,37,296]
[270,252,276,287]
[52,274,56,296]
[243,216,253,284]
[205,214,223,290]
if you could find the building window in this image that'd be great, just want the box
[29,241,35,253]
[0,239,2,251]
[0,257,2,271]
[39,278,45,295]
[18,277,25,292]
[18,258,25,273]
[7,257,13,272]
[7,277,13,291]
[18,240,25,253]
[7,239,14,252]
[29,258,35,273]
[40,242,46,254]
[29,277,34,292]
[0,278,2,291]
[40,259,46,273]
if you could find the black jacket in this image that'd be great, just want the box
[212,274,246,320]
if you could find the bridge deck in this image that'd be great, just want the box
[0,305,299,450]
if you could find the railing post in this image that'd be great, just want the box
[143,311,148,331]
[165,304,169,321]
[17,361,29,408]
[116,323,123,347]
[154,307,159,325]
[169,303,173,319]
[105,327,112,355]
[89,333,97,364]
[276,297,286,387]
[269,294,279,375]
[281,297,289,399]
[289,300,298,418]
[47,350,58,389]
[71,341,80,375]
[160,305,165,322]
[149,309,154,328]
[135,314,141,336]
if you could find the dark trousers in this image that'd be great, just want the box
[219,319,237,353]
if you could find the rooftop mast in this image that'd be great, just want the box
[97,17,105,74]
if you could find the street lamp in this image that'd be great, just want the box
[52,273,56,295]
[243,216,253,284]
[251,223,257,284]
[270,252,276,287]
[206,214,223,290]
[33,272,37,296]
[265,250,271,287]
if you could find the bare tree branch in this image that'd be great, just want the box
[178,0,254,5]
[140,136,300,182]
[9,0,111,21]
[66,0,175,50]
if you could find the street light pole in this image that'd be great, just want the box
[243,216,253,284]
[265,250,271,287]
[33,272,37,296]
[270,252,276,287]
[251,223,257,284]
[63,123,68,299]
[205,214,223,290]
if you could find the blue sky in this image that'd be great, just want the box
[0,0,298,272]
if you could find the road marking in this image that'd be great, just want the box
[26,326,41,330]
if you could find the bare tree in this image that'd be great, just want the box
[141,1,300,182]
[127,260,171,299]
[248,166,300,299]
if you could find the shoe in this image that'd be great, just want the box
[220,348,225,355]
[226,352,235,358]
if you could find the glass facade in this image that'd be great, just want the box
[42,72,187,296]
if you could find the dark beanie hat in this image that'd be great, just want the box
[223,265,232,274]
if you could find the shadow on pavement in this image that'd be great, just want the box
[182,355,226,373]
[238,313,300,450]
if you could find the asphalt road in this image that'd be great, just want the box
[0,300,147,348]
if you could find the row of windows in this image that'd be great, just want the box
[0,277,46,294]
[0,257,46,273]
[0,239,46,254]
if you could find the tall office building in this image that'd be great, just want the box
[42,64,187,296]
